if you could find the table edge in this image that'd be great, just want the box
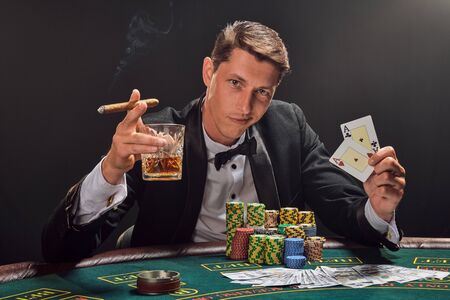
[1,237,449,283]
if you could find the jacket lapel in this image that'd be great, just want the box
[247,125,281,210]
[172,98,207,242]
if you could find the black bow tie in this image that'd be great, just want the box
[214,137,257,171]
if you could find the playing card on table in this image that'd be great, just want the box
[329,139,374,182]
[341,115,380,152]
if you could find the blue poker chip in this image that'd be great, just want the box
[285,255,306,269]
[303,226,317,237]
[284,238,304,261]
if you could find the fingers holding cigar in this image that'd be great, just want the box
[97,90,159,114]
[111,89,157,134]
[101,89,165,185]
[120,89,145,133]
[130,88,140,103]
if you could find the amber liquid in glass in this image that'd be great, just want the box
[142,155,182,180]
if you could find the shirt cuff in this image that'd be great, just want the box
[364,199,400,244]
[73,157,127,225]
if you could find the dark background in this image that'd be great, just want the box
[1,0,449,265]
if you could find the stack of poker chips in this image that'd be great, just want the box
[285,255,307,269]
[283,238,307,269]
[298,211,316,225]
[284,225,306,239]
[264,235,285,265]
[230,228,254,260]
[307,236,326,244]
[247,203,266,227]
[284,238,304,260]
[304,236,326,261]
[248,234,266,264]
[264,210,279,228]
[225,205,321,266]
[226,202,245,257]
[277,224,296,235]
[280,207,299,224]
[299,223,317,237]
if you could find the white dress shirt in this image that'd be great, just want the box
[191,127,258,242]
[75,127,399,244]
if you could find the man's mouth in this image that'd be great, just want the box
[229,117,251,125]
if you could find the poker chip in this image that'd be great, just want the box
[226,202,245,229]
[306,236,326,243]
[299,223,317,237]
[304,237,325,261]
[230,228,254,260]
[298,211,316,225]
[225,206,321,265]
[226,202,245,256]
[280,207,299,224]
[277,223,296,235]
[264,210,279,228]
[136,270,180,295]
[284,238,304,264]
[264,235,285,265]
[285,255,306,269]
[248,234,267,264]
[247,203,266,227]
[284,225,306,239]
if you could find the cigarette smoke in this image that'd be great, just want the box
[109,2,174,92]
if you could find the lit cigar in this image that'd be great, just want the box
[97,98,159,114]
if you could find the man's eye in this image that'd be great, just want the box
[229,79,240,87]
[257,89,270,97]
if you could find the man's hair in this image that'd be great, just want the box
[211,21,290,83]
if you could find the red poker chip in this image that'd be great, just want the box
[236,228,255,234]
[230,228,254,260]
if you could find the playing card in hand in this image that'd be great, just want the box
[340,115,380,152]
[329,139,374,182]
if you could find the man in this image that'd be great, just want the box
[42,21,406,262]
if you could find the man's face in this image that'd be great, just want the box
[202,48,280,146]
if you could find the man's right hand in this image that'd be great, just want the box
[102,89,167,185]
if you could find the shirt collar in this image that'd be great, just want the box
[202,125,246,161]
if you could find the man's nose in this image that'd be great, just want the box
[237,90,252,115]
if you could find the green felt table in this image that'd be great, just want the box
[0,239,449,300]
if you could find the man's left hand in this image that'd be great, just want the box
[364,146,406,222]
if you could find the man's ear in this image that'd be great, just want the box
[202,57,214,87]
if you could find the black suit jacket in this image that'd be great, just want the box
[42,98,400,262]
